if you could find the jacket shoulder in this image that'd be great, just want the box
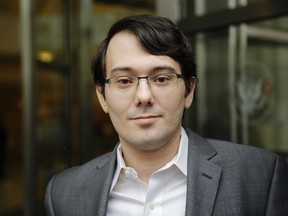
[186,128,279,164]
[206,139,288,215]
[207,138,278,163]
[45,151,116,215]
[48,151,114,191]
[206,138,286,185]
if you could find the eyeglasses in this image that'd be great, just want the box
[105,73,184,93]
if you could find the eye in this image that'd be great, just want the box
[153,74,173,83]
[114,76,135,88]
[117,77,132,84]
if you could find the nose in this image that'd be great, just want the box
[134,78,154,106]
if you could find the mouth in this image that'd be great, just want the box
[130,115,161,126]
[131,115,160,120]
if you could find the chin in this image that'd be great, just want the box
[131,135,169,151]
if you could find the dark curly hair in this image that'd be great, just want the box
[91,14,196,96]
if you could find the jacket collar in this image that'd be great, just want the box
[84,148,118,216]
[185,128,222,216]
[84,129,221,216]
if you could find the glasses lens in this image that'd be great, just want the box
[110,76,137,92]
[149,73,178,91]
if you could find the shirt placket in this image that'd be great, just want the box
[143,172,164,216]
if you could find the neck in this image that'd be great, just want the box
[121,133,181,183]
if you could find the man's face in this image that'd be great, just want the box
[96,31,195,152]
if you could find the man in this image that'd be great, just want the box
[45,14,288,216]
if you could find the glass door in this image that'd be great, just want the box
[21,0,79,215]
[180,0,288,160]
[243,17,288,153]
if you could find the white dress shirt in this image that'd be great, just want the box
[107,127,188,216]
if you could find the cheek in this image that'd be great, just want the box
[161,93,186,116]
[105,95,130,124]
[106,105,125,135]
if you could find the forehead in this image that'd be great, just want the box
[105,31,180,76]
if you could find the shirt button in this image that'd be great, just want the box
[124,169,130,177]
[148,202,155,210]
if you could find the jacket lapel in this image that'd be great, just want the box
[185,129,222,216]
[84,148,118,216]
[80,130,221,216]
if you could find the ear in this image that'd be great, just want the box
[184,77,196,109]
[96,85,109,113]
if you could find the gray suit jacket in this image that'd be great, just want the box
[45,129,288,215]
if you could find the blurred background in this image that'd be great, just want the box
[0,0,287,215]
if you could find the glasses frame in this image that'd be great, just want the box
[104,73,185,92]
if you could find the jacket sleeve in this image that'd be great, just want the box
[45,175,57,216]
[265,155,288,216]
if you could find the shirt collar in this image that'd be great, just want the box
[174,127,188,176]
[110,127,189,192]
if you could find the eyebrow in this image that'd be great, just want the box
[110,65,177,75]
[110,67,133,74]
